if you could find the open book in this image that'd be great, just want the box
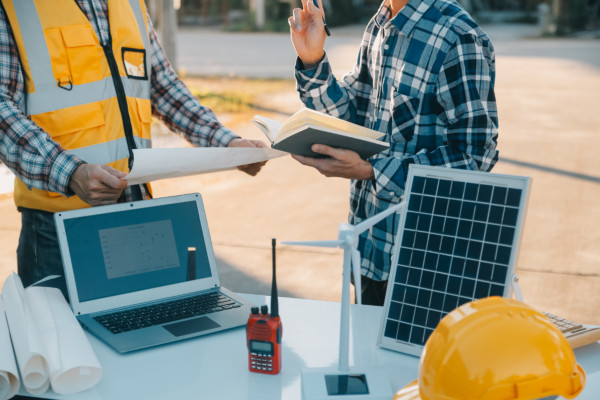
[251,108,390,159]
[0,274,102,397]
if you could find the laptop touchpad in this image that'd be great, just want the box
[163,317,221,337]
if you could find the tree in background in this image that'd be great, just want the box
[324,0,379,26]
[554,0,600,34]
[177,0,600,33]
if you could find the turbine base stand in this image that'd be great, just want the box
[301,366,392,400]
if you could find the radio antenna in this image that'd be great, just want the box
[270,238,279,318]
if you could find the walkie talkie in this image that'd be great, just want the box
[246,238,282,374]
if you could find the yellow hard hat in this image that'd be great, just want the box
[394,296,586,400]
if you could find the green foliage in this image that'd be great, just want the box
[325,0,379,27]
[189,88,253,113]
[264,0,295,32]
[225,0,292,32]
[225,10,260,32]
[555,0,593,34]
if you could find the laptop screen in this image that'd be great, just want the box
[63,200,213,302]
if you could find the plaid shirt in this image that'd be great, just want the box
[0,0,237,200]
[295,0,499,281]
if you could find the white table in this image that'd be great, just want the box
[20,294,600,399]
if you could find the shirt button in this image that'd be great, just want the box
[384,44,390,50]
[389,191,395,196]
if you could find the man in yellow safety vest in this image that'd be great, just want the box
[0,0,267,297]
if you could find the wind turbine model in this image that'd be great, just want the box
[284,200,407,400]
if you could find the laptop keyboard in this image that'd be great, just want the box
[94,292,242,334]
[543,311,600,349]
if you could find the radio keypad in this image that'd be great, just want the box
[250,352,274,371]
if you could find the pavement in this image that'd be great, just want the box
[1,23,600,324]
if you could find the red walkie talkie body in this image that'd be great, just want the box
[246,239,282,374]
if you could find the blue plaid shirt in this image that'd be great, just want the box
[295,0,498,281]
[0,0,237,200]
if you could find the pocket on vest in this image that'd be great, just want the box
[31,102,107,150]
[44,24,103,86]
[131,98,152,142]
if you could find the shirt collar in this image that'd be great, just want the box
[375,0,436,37]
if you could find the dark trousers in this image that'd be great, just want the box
[357,275,389,306]
[17,208,68,300]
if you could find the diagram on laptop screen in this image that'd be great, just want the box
[99,220,180,279]
[63,200,214,303]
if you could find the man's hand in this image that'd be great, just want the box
[227,138,268,176]
[68,164,128,206]
[291,144,375,180]
[288,0,327,69]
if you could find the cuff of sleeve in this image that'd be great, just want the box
[295,52,326,72]
[211,127,240,147]
[370,158,406,202]
[49,151,85,196]
[295,53,331,88]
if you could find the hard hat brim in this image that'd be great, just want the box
[393,380,421,400]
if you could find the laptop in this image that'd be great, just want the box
[54,193,255,353]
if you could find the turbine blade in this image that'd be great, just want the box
[282,240,343,248]
[351,249,362,305]
[354,200,407,235]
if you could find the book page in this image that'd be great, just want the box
[281,108,384,140]
[251,115,283,143]
[1,274,49,395]
[26,287,102,395]
[0,309,19,400]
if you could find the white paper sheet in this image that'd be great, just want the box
[1,274,102,396]
[0,308,19,400]
[125,147,286,185]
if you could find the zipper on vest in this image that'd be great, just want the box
[103,44,146,201]
[87,0,144,200]
[102,44,137,168]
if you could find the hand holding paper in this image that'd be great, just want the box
[125,147,286,186]
[226,138,269,176]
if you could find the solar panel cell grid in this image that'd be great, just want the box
[379,166,529,355]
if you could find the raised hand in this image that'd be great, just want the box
[288,0,327,69]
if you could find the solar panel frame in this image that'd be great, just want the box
[377,165,531,356]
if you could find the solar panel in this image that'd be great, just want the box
[377,165,530,356]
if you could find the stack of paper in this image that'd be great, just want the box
[1,273,102,397]
[0,309,18,400]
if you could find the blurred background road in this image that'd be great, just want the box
[1,10,599,324]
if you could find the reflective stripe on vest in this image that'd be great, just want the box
[12,0,151,115]
[2,0,153,212]
[70,136,152,165]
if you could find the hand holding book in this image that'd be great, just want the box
[292,143,376,181]
[251,108,389,160]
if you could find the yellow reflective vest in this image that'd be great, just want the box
[1,0,153,212]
